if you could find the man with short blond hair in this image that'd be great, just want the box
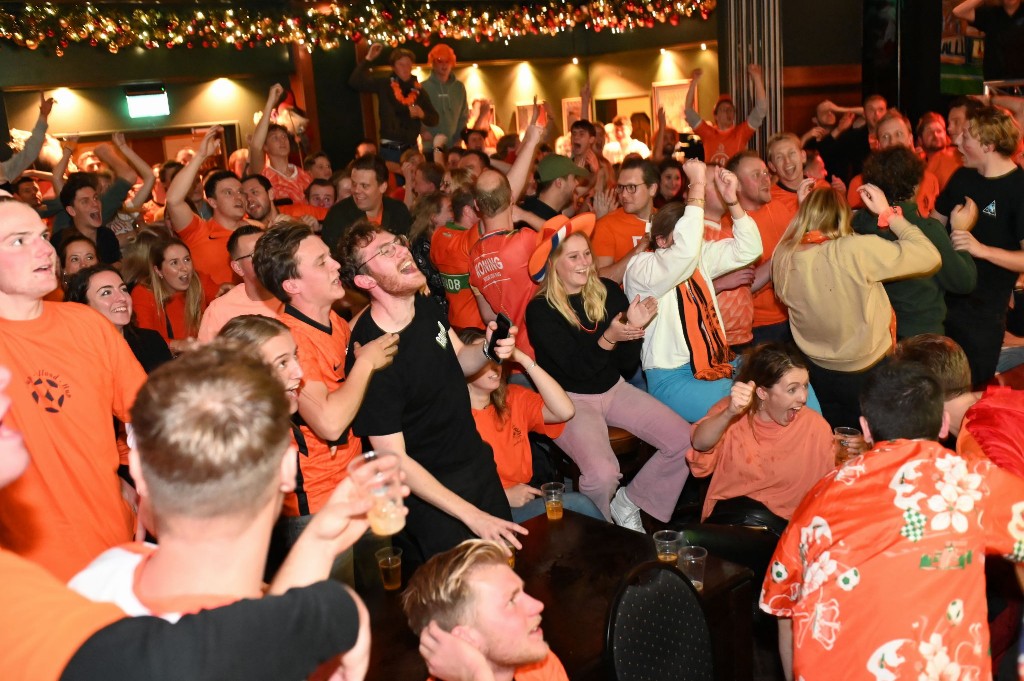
[402,539,568,681]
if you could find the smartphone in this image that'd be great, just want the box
[483,313,512,364]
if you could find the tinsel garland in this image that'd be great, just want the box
[0,1,715,56]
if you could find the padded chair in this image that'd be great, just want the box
[605,561,714,681]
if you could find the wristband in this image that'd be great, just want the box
[601,333,617,345]
[877,205,903,229]
[686,198,706,206]
[725,200,739,207]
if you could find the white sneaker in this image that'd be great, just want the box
[610,487,644,533]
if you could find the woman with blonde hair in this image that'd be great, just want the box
[772,185,940,427]
[524,214,692,531]
[131,237,212,353]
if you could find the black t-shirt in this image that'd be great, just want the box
[526,278,641,394]
[61,581,359,681]
[517,195,560,224]
[935,167,1024,313]
[123,325,172,374]
[972,5,1024,81]
[347,294,511,562]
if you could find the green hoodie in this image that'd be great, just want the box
[851,200,977,338]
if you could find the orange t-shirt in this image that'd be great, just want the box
[591,208,648,265]
[178,213,239,287]
[278,203,329,222]
[196,283,284,343]
[431,222,485,331]
[0,303,144,579]
[0,548,124,681]
[926,148,963,191]
[696,121,755,167]
[847,171,941,219]
[704,215,754,346]
[261,164,313,206]
[132,287,196,342]
[469,229,542,358]
[749,190,796,327]
[471,384,565,489]
[687,396,834,520]
[279,307,361,517]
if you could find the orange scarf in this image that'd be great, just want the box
[677,268,734,380]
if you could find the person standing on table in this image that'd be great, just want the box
[403,539,570,681]
[525,213,691,532]
[761,361,1024,681]
[349,43,439,164]
[684,65,768,167]
[420,44,469,150]
[337,221,525,571]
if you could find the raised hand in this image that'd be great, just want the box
[714,166,739,205]
[366,43,384,61]
[682,158,706,184]
[857,183,892,215]
[727,380,755,416]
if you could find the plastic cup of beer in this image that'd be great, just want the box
[679,546,707,591]
[833,426,865,466]
[541,482,564,520]
[347,450,405,536]
[653,530,683,565]
[375,547,402,591]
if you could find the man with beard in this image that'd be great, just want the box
[321,154,412,250]
[918,112,961,191]
[166,126,248,287]
[337,221,525,571]
[240,174,326,231]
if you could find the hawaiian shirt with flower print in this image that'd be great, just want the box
[760,439,1024,681]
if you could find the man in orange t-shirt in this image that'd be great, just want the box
[0,201,144,580]
[405,540,570,681]
[253,223,397,573]
[592,157,658,285]
[685,64,768,167]
[432,187,484,331]
[918,112,962,190]
[166,126,249,287]
[727,151,793,344]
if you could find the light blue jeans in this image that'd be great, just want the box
[647,358,821,424]
[511,492,605,523]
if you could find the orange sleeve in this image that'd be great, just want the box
[0,550,124,681]
[590,213,618,259]
[847,175,865,209]
[106,324,147,425]
[685,398,730,478]
[131,285,166,340]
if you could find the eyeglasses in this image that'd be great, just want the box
[358,234,409,269]
[615,183,647,195]
[233,253,254,262]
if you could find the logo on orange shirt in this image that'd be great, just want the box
[28,371,71,413]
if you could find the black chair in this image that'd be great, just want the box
[605,561,714,681]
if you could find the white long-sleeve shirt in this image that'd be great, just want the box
[624,206,762,371]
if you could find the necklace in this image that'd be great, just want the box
[391,78,420,106]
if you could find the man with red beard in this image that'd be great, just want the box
[403,540,567,681]
[918,112,962,191]
[338,221,525,571]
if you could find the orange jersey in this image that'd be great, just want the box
[0,548,124,681]
[261,164,313,205]
[0,303,145,579]
[926,148,963,191]
[750,190,796,327]
[469,229,541,358]
[591,208,648,265]
[279,307,361,516]
[431,222,485,330]
[704,215,754,345]
[178,214,238,287]
[471,384,565,489]
[429,651,568,681]
[696,120,755,166]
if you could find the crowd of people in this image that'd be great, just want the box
[2,27,1024,681]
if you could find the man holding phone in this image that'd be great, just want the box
[337,219,526,574]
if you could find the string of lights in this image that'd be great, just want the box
[0,1,715,56]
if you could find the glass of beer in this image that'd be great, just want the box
[541,482,564,520]
[375,547,402,591]
[653,530,683,565]
[347,450,406,536]
[833,426,866,466]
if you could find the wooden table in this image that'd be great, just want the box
[362,510,755,681]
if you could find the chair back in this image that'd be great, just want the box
[605,560,713,681]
